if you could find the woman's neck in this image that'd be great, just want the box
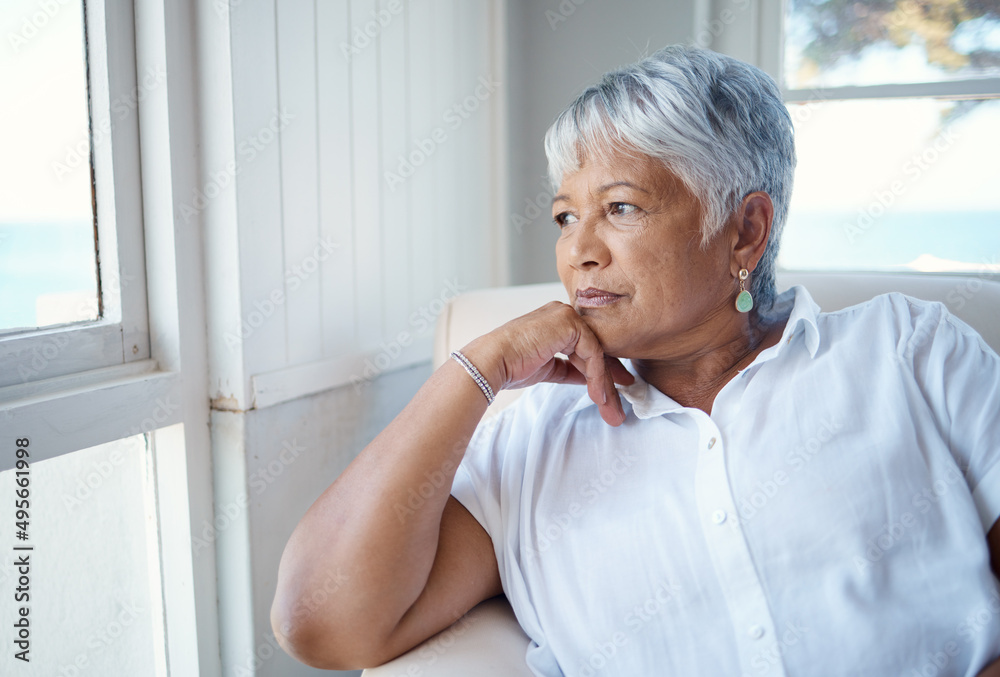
[632,311,789,415]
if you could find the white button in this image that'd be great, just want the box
[712,510,727,524]
[707,437,717,449]
[748,625,765,639]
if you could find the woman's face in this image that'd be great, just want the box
[553,150,737,359]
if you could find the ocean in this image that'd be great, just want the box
[0,222,98,331]
[1,211,998,331]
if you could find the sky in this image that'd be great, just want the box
[0,2,996,232]
[0,0,93,224]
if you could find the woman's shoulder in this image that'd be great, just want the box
[816,290,991,359]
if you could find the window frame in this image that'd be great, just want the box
[0,0,150,391]
[0,0,219,673]
[734,0,1000,276]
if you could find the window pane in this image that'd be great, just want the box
[779,97,1000,271]
[0,435,165,674]
[785,0,1000,89]
[0,0,98,333]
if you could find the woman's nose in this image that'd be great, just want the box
[568,217,611,270]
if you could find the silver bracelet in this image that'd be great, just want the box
[450,351,495,405]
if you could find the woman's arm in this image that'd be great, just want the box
[976,521,1000,676]
[269,302,632,669]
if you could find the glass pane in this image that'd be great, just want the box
[0,435,165,675]
[0,0,99,333]
[785,0,1000,89]
[779,97,1000,271]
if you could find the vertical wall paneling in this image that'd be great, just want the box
[456,1,493,293]
[349,0,384,351]
[453,0,471,296]
[277,0,324,366]
[248,0,506,407]
[316,1,358,359]
[230,0,288,389]
[488,0,510,287]
[432,0,459,304]
[379,0,411,348]
[406,1,439,333]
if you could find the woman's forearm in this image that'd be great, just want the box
[270,355,493,666]
[978,655,1000,677]
[270,303,627,668]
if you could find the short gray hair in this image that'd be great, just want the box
[544,45,796,313]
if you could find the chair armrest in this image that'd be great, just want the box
[361,596,533,677]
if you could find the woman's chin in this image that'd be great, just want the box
[581,323,632,358]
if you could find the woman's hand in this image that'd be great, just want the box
[460,301,635,426]
[977,656,1000,677]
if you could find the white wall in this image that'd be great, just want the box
[198,0,717,674]
[506,0,729,285]
[196,1,506,675]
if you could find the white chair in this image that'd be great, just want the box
[362,271,1000,676]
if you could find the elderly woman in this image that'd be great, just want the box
[271,46,1000,676]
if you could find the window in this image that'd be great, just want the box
[776,0,1000,272]
[0,0,188,671]
[0,0,150,390]
[0,0,98,332]
[0,435,167,674]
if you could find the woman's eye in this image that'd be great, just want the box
[553,212,578,228]
[609,202,638,216]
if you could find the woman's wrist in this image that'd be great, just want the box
[455,336,507,397]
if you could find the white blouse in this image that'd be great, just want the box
[451,285,1000,677]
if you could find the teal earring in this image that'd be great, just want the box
[735,268,754,313]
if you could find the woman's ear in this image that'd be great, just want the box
[731,191,774,275]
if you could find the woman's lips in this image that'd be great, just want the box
[576,287,624,308]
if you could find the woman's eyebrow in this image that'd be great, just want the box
[552,181,651,205]
[598,181,650,194]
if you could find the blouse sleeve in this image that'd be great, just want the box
[905,297,1000,532]
[450,403,518,572]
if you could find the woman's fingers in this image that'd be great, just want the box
[462,301,630,425]
[606,356,635,386]
[566,331,626,427]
